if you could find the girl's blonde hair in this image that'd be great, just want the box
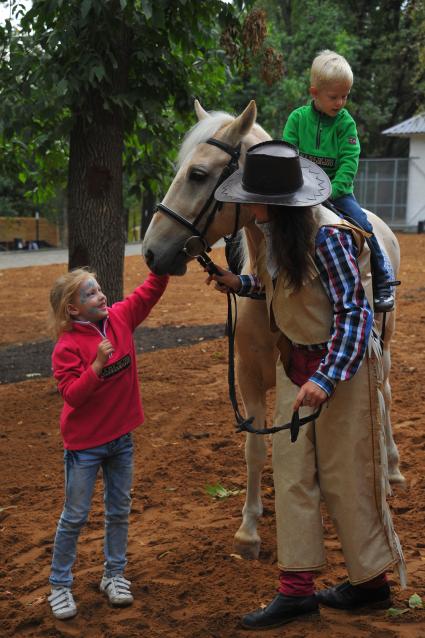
[310,49,353,89]
[49,268,97,339]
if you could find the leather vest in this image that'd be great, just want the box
[258,205,372,357]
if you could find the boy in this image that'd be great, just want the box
[282,50,394,312]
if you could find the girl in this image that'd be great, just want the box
[47,267,169,619]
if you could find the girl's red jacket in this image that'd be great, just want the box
[52,272,169,450]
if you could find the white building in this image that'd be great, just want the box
[382,113,425,230]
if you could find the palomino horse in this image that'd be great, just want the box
[143,100,404,560]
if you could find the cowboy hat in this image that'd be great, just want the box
[214,140,331,207]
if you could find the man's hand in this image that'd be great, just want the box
[293,380,327,412]
[92,338,114,376]
[205,265,241,293]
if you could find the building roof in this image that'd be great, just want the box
[382,113,425,137]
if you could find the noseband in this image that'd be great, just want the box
[156,137,242,252]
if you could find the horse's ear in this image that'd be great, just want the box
[194,100,210,121]
[226,100,257,143]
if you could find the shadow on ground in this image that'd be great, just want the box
[0,323,225,384]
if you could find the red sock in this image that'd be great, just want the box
[357,573,388,589]
[278,571,315,597]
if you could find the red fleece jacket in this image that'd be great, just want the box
[52,272,169,450]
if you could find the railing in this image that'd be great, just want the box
[354,157,410,227]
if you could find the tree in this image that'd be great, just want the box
[1,0,253,302]
[220,0,424,153]
[0,11,68,219]
[2,0,423,279]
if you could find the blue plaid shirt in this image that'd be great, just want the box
[237,227,373,396]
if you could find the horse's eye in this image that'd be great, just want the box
[189,168,208,182]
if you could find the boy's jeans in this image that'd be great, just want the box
[49,433,133,588]
[331,193,390,281]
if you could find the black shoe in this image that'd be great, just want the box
[241,593,319,630]
[315,580,391,610]
[373,283,394,312]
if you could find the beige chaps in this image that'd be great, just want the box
[272,342,405,585]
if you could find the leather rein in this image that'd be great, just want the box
[155,137,321,442]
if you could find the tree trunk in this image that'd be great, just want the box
[67,99,125,304]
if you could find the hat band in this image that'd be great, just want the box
[241,180,301,197]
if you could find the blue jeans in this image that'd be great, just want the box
[331,193,390,282]
[49,433,133,588]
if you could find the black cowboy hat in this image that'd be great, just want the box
[214,140,331,207]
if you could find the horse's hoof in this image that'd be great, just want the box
[233,537,261,560]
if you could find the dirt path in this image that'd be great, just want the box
[1,238,425,637]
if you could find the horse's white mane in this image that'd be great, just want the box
[177,111,234,168]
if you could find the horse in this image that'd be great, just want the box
[142,100,405,560]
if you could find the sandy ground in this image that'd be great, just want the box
[1,237,425,637]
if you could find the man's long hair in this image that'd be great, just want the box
[267,205,315,290]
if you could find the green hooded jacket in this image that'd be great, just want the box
[282,101,360,200]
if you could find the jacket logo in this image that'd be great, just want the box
[301,153,336,168]
[348,136,357,145]
[101,354,131,378]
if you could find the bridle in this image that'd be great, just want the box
[156,137,242,255]
[156,135,321,442]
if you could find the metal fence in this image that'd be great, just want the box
[354,157,409,228]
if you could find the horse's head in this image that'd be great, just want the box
[142,100,270,275]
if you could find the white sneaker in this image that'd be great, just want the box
[48,586,77,620]
[100,574,134,606]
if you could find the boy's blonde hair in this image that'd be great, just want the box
[49,268,97,339]
[310,50,353,89]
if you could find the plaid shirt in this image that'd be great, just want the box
[237,226,373,396]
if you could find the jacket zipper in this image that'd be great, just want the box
[316,112,322,149]
[72,317,109,338]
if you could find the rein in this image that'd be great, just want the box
[156,136,319,442]
[225,290,321,442]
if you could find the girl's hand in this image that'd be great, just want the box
[293,380,327,412]
[92,339,114,375]
[205,265,241,293]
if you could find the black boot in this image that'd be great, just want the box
[367,236,395,312]
[373,282,395,313]
[315,580,391,610]
[241,593,319,630]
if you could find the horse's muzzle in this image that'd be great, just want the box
[143,247,188,276]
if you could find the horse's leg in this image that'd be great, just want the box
[382,343,405,484]
[233,373,268,559]
[231,295,276,559]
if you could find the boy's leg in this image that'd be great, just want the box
[332,194,394,311]
[331,193,374,233]
[102,433,134,578]
[49,448,101,588]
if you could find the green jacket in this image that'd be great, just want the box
[282,101,360,200]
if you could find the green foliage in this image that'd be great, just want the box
[387,607,409,617]
[0,0,256,219]
[205,482,244,499]
[221,0,424,153]
[408,593,423,609]
[386,592,424,617]
[1,0,424,223]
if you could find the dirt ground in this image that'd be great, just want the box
[1,237,425,638]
